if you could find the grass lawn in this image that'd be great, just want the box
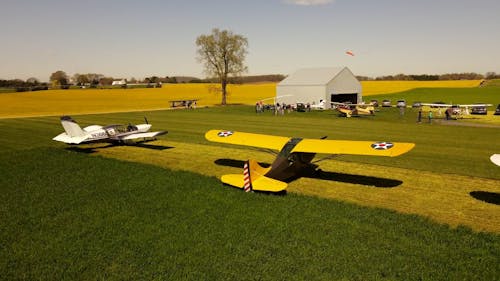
[0,85,499,280]
[1,148,499,280]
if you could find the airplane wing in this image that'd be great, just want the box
[458,104,493,107]
[120,131,167,140]
[292,139,415,157]
[205,130,290,151]
[421,103,451,107]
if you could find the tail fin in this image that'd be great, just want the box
[60,116,85,137]
[220,159,287,192]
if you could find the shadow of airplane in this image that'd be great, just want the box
[215,158,270,168]
[134,142,174,151]
[214,158,402,188]
[65,146,103,154]
[65,142,173,154]
[470,191,500,205]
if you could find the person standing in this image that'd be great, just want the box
[428,110,433,124]
[417,108,422,123]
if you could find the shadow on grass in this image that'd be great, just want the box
[134,142,174,151]
[214,158,402,188]
[65,142,174,154]
[215,158,270,168]
[310,170,402,188]
[470,191,500,205]
[65,146,107,154]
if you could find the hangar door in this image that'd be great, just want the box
[331,93,358,104]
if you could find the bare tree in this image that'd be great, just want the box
[196,28,248,105]
[50,70,68,86]
[26,77,39,85]
[73,73,90,86]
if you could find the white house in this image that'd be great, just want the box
[111,79,127,86]
[276,67,362,108]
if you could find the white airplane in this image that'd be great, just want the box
[421,103,493,118]
[310,100,327,110]
[491,154,500,166]
[53,116,167,145]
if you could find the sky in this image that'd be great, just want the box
[1,0,499,81]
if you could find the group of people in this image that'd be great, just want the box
[417,108,433,123]
[274,103,289,115]
[255,101,310,115]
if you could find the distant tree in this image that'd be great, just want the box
[26,77,39,85]
[86,73,104,88]
[99,77,114,86]
[162,76,177,83]
[196,28,248,105]
[149,76,159,83]
[50,70,69,86]
[73,73,90,86]
[355,76,373,81]
[485,72,500,79]
[439,72,483,80]
[129,77,137,83]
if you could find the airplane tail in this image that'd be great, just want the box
[221,159,287,192]
[60,116,86,137]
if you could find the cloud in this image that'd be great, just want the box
[283,0,335,6]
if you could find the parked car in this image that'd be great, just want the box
[494,104,500,115]
[445,105,462,119]
[471,103,487,115]
[450,105,461,115]
[412,101,422,108]
[396,100,406,108]
[295,103,306,112]
[382,100,391,107]
[370,99,379,107]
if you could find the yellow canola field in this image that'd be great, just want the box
[0,80,481,118]
[0,83,276,118]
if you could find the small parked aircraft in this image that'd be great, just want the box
[205,130,415,192]
[310,99,327,110]
[420,103,493,119]
[331,102,375,117]
[53,116,167,145]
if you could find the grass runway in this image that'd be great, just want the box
[90,138,500,233]
[1,83,499,279]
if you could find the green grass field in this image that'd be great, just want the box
[1,86,499,280]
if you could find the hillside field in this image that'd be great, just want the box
[0,80,482,118]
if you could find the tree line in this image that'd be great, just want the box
[2,71,498,92]
[356,72,500,81]
[0,78,49,91]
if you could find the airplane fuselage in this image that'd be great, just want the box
[54,123,152,144]
[264,138,318,182]
[84,124,152,143]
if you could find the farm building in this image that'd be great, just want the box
[276,67,362,108]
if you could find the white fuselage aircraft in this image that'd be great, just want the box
[53,116,167,145]
[491,154,500,166]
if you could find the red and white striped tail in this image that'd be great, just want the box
[243,161,252,192]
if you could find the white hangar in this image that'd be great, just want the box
[276,67,362,108]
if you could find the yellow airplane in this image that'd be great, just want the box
[332,102,375,118]
[205,130,415,193]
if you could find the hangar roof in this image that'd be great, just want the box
[278,67,348,86]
